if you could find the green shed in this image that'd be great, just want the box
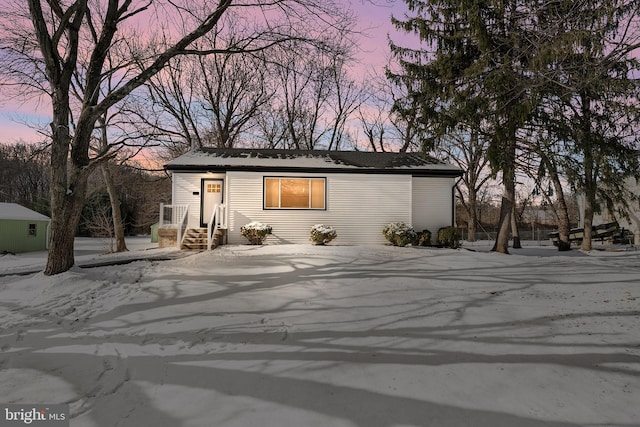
[0,203,51,253]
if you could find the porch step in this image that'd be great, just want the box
[180,228,227,251]
[181,228,207,251]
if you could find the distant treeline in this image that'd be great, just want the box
[0,142,170,236]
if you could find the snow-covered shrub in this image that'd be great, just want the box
[382,222,417,247]
[240,221,272,245]
[310,224,337,245]
[437,226,461,249]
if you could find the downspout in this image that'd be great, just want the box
[453,177,463,227]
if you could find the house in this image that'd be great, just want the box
[0,203,50,253]
[161,148,463,248]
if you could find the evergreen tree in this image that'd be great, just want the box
[389,0,541,254]
[390,0,640,252]
[531,0,640,251]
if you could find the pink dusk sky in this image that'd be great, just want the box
[0,1,412,144]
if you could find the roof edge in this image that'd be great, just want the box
[165,164,463,177]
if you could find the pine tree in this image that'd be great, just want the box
[389,0,541,253]
[390,0,640,252]
[532,0,640,250]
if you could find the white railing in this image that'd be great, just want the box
[159,203,189,227]
[178,205,189,248]
[207,203,227,250]
[159,203,189,248]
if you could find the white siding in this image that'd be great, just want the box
[411,177,455,234]
[172,170,456,245]
[172,172,226,227]
[226,171,412,245]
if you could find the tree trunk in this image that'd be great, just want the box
[493,139,516,254]
[466,187,478,242]
[45,194,86,274]
[44,164,89,275]
[101,162,128,253]
[581,192,595,251]
[511,204,522,249]
[580,91,595,252]
[45,100,96,275]
[549,169,571,251]
[493,194,513,253]
[44,86,82,275]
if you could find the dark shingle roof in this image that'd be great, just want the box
[165,148,462,176]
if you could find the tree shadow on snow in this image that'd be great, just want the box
[1,247,639,426]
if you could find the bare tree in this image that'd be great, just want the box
[358,104,387,152]
[0,0,353,275]
[271,40,332,149]
[324,39,365,150]
[357,72,422,153]
[127,57,206,158]
[136,23,276,155]
[444,131,492,243]
[195,38,274,149]
[0,142,50,213]
[130,12,360,155]
[519,128,575,251]
[252,107,289,148]
[82,196,117,253]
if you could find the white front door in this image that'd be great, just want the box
[201,179,224,227]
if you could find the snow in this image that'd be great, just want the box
[165,150,460,172]
[311,224,335,233]
[1,239,639,426]
[0,202,50,221]
[0,237,173,275]
[241,221,273,232]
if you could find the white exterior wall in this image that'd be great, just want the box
[411,177,455,234]
[172,172,226,228]
[172,170,456,245]
[226,171,412,245]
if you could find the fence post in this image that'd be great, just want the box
[159,203,164,227]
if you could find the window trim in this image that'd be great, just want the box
[263,176,327,210]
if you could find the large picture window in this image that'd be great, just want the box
[264,177,326,209]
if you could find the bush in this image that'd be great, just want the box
[382,222,417,247]
[310,224,337,245]
[437,226,461,249]
[416,229,432,246]
[240,221,272,245]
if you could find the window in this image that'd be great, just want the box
[264,177,326,209]
[207,183,221,193]
[28,223,37,236]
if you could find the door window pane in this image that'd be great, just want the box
[207,183,221,193]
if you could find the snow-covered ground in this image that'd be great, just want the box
[0,236,170,275]
[1,239,639,427]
